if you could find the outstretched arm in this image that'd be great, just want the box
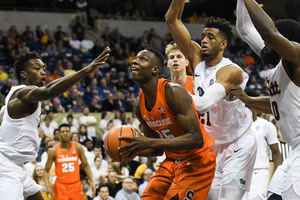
[243,0,300,65]
[236,0,265,56]
[226,85,272,113]
[165,0,202,70]
[17,47,110,103]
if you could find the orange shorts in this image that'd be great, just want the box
[142,149,216,200]
[53,181,85,200]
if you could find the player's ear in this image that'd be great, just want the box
[152,65,160,75]
[220,40,228,51]
[20,71,27,80]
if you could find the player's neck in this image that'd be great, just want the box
[205,53,223,67]
[171,72,187,87]
[60,141,72,150]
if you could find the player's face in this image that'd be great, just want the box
[24,59,46,87]
[99,187,109,199]
[59,126,71,142]
[201,28,224,60]
[131,50,158,82]
[167,50,189,73]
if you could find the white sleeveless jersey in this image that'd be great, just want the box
[268,60,300,149]
[251,117,278,169]
[0,85,41,166]
[194,57,253,144]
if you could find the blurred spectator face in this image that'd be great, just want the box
[94,157,102,168]
[106,122,113,131]
[35,166,44,177]
[84,140,93,151]
[71,133,79,142]
[143,168,154,182]
[83,107,90,115]
[67,116,73,125]
[99,186,110,200]
[94,147,102,157]
[122,178,134,191]
[108,171,118,185]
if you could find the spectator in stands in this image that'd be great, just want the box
[149,31,163,51]
[57,40,67,54]
[41,29,54,46]
[92,40,104,58]
[91,156,109,185]
[243,49,256,66]
[105,170,122,198]
[138,168,153,197]
[100,78,115,98]
[94,185,114,200]
[90,77,103,100]
[34,25,44,39]
[89,97,101,112]
[33,165,53,200]
[101,93,117,112]
[41,115,55,137]
[79,124,92,143]
[79,106,97,139]
[98,111,112,135]
[114,91,126,112]
[73,97,85,113]
[52,97,65,113]
[134,157,158,184]
[54,26,65,42]
[81,33,94,51]
[71,16,85,41]
[101,120,113,142]
[189,12,200,23]
[65,114,78,133]
[69,33,81,50]
[109,162,130,179]
[1,77,13,96]
[115,177,140,200]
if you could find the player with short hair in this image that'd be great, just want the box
[229,0,300,199]
[165,1,257,199]
[119,47,216,199]
[45,123,95,200]
[0,47,109,200]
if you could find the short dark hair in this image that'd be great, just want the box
[14,51,41,84]
[145,47,164,67]
[275,19,300,44]
[67,114,73,119]
[59,123,70,131]
[204,17,233,46]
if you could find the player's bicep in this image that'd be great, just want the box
[216,65,244,90]
[17,86,49,103]
[267,32,300,66]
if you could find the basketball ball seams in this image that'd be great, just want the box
[106,131,118,162]
[119,125,123,163]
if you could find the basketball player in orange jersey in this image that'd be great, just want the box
[166,42,194,94]
[45,124,95,200]
[119,47,216,200]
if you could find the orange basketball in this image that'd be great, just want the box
[104,125,137,163]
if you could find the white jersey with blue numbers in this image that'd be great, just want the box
[194,57,253,144]
[0,85,41,166]
[268,60,300,149]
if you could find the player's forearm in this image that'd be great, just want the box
[165,0,185,22]
[236,0,265,56]
[137,149,164,157]
[244,96,272,114]
[149,133,204,150]
[83,165,94,184]
[243,0,278,42]
[272,153,283,170]
[42,67,91,100]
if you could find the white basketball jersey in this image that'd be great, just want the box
[194,57,253,144]
[251,117,278,169]
[0,85,41,166]
[268,60,300,149]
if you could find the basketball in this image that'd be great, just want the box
[104,125,137,163]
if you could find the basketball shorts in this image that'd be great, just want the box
[0,152,41,200]
[210,128,257,192]
[53,181,85,200]
[244,168,269,200]
[281,146,300,199]
[142,148,216,200]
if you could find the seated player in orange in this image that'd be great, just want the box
[45,124,95,200]
[119,47,216,200]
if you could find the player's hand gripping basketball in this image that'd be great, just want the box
[118,129,151,158]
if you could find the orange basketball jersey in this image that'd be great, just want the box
[55,142,80,184]
[139,78,214,159]
[185,75,194,95]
